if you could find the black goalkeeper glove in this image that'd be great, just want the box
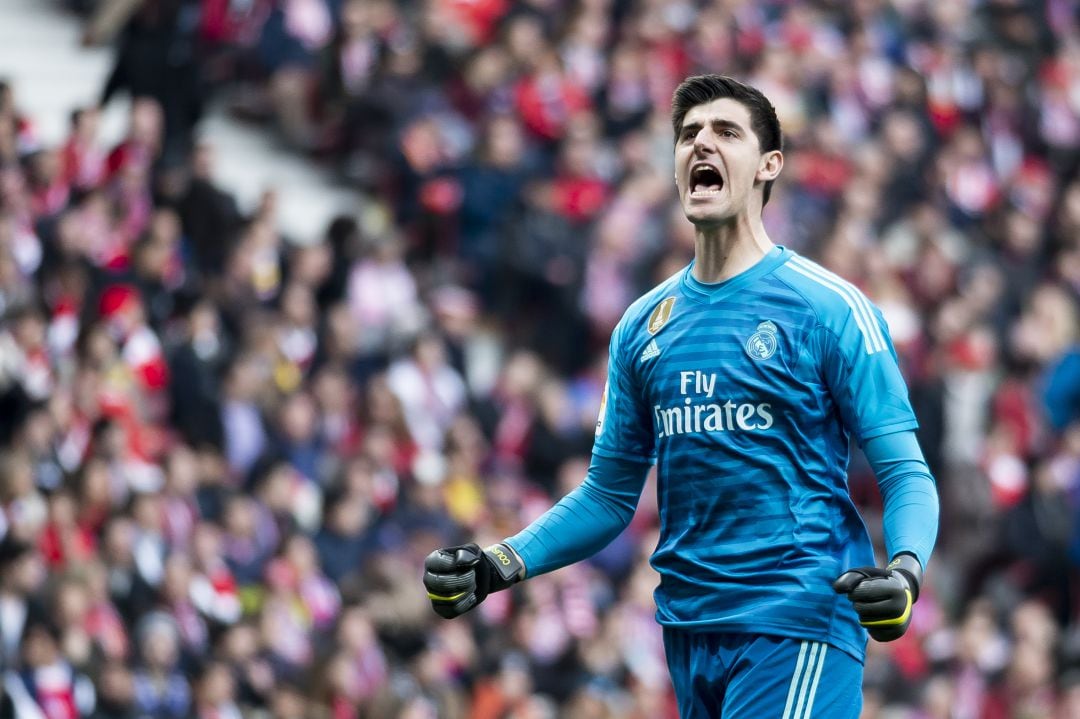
[833,553,923,642]
[423,542,524,619]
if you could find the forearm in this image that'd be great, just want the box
[864,430,939,569]
[86,0,143,45]
[505,453,650,577]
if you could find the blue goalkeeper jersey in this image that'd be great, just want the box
[593,245,919,661]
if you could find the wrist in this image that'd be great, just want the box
[502,542,527,580]
[483,542,525,590]
[888,553,923,602]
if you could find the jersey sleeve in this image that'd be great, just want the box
[504,453,650,577]
[592,320,656,463]
[863,430,939,569]
[816,302,919,445]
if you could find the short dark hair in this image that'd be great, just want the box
[671,75,783,206]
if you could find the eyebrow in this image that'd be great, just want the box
[680,118,747,137]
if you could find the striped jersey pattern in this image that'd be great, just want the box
[593,246,918,662]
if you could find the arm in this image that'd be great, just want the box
[505,453,651,577]
[424,316,656,619]
[864,429,939,571]
[84,0,144,46]
[423,453,650,618]
[813,294,938,640]
[834,425,939,643]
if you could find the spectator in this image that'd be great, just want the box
[313,486,379,585]
[61,107,106,192]
[91,0,205,161]
[190,660,242,719]
[131,612,190,719]
[14,619,95,719]
[218,353,270,479]
[177,142,243,279]
[0,537,47,669]
[88,660,137,719]
[386,331,467,451]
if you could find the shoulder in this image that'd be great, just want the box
[775,253,890,356]
[774,253,881,329]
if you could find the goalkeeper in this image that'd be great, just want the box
[425,75,938,718]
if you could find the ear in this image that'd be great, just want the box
[757,150,783,183]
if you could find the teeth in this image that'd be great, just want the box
[690,175,723,196]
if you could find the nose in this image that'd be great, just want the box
[693,130,716,156]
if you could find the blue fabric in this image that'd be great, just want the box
[1042,347,1080,431]
[863,431,939,570]
[257,8,321,72]
[505,454,650,577]
[133,670,191,718]
[663,629,862,719]
[583,246,925,662]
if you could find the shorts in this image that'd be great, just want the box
[662,629,863,718]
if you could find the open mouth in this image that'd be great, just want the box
[690,164,724,197]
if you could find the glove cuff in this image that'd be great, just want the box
[483,543,525,592]
[888,553,923,602]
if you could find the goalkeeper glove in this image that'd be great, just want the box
[423,542,524,619]
[833,553,923,642]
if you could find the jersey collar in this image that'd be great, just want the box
[680,245,790,304]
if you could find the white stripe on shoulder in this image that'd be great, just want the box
[791,257,886,353]
[787,261,876,354]
[781,641,810,719]
[799,643,828,719]
[788,257,886,354]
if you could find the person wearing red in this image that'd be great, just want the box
[13,621,93,719]
[61,107,106,191]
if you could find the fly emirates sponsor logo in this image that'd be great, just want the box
[653,370,773,438]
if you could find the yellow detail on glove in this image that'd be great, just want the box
[427,590,468,602]
[859,589,913,627]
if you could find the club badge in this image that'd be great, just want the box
[745,320,778,360]
[647,297,677,335]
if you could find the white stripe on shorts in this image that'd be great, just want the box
[800,643,828,719]
[782,641,828,719]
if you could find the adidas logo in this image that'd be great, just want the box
[640,339,661,362]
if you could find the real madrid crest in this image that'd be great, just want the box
[745,320,778,360]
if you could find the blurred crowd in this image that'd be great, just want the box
[0,0,1078,716]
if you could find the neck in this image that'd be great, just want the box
[691,210,774,283]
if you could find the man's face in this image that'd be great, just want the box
[674,97,779,226]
